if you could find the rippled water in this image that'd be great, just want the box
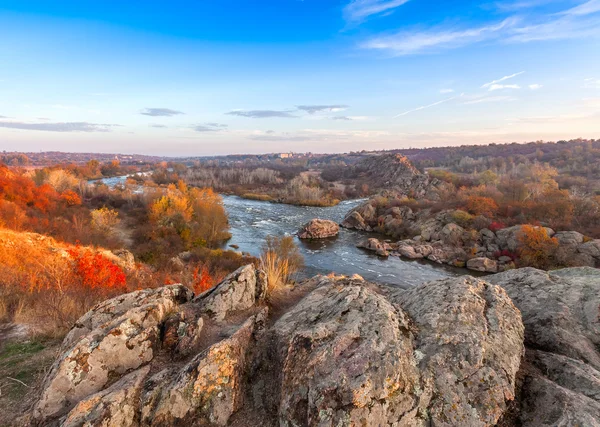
[93,176,462,287]
[222,195,462,288]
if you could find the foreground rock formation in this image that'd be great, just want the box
[297,218,339,239]
[27,264,600,426]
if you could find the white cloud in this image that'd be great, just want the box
[489,84,521,91]
[394,96,458,118]
[361,1,600,55]
[529,83,543,89]
[344,0,411,23]
[361,19,515,55]
[482,71,525,89]
[462,95,517,104]
[583,78,600,89]
[440,88,455,94]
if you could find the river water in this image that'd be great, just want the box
[93,176,462,287]
[222,196,461,288]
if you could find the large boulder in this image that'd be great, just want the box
[340,202,376,231]
[141,309,268,426]
[489,267,600,426]
[297,219,339,239]
[33,285,194,423]
[273,275,524,426]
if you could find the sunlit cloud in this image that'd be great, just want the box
[529,83,543,89]
[482,71,525,89]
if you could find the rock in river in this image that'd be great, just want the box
[297,218,340,239]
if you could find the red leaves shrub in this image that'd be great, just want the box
[67,247,127,293]
[489,222,506,233]
[193,265,215,294]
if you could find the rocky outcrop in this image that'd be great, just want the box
[467,256,499,273]
[32,264,600,427]
[194,264,267,321]
[33,285,194,422]
[297,219,339,239]
[142,309,268,426]
[489,267,600,426]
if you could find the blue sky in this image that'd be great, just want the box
[0,0,599,156]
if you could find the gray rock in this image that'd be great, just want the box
[579,239,600,259]
[554,230,584,246]
[61,366,150,427]
[195,264,267,321]
[33,285,193,423]
[142,309,268,426]
[489,267,600,426]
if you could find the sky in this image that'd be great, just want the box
[0,0,599,156]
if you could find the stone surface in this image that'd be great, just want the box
[297,218,340,239]
[356,237,389,257]
[397,276,524,426]
[195,264,267,321]
[142,309,268,426]
[33,264,599,427]
[61,366,150,427]
[274,275,524,427]
[489,267,600,427]
[33,285,193,423]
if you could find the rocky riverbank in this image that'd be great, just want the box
[22,264,600,426]
[344,199,600,273]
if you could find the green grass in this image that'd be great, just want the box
[0,341,45,361]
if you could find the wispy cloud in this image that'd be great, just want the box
[583,78,600,89]
[361,18,515,55]
[361,1,600,55]
[149,124,168,128]
[296,105,349,114]
[489,84,521,91]
[440,88,455,94]
[193,123,229,132]
[529,83,543,89]
[333,116,352,121]
[226,110,297,118]
[394,96,458,117]
[482,71,525,89]
[462,95,516,104]
[141,108,184,117]
[344,0,411,23]
[0,120,118,132]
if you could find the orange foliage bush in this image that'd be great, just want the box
[465,196,499,217]
[518,225,559,269]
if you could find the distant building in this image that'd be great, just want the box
[277,152,293,159]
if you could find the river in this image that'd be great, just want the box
[222,195,461,288]
[92,176,462,288]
